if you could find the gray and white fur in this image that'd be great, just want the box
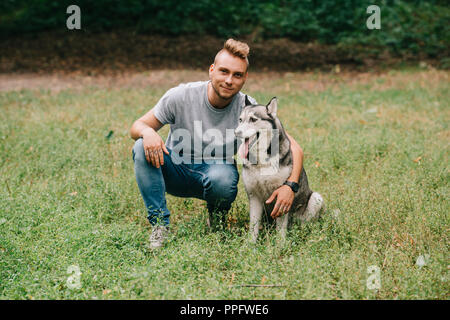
[235,97,325,242]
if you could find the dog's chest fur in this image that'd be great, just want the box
[242,165,292,201]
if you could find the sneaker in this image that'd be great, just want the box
[149,225,169,249]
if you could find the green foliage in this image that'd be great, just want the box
[0,0,448,56]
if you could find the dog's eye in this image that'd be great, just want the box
[249,117,257,123]
[239,118,242,123]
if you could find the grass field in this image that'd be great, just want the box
[0,69,448,299]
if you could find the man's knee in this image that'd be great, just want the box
[204,165,239,202]
[132,138,146,163]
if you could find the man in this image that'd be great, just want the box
[130,39,304,248]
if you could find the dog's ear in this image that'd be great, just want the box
[244,95,253,107]
[266,97,277,117]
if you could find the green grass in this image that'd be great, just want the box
[0,70,448,299]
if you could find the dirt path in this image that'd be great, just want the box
[2,31,445,76]
[1,69,448,93]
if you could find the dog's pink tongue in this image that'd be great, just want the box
[238,138,249,159]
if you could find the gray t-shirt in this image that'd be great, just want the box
[153,81,256,163]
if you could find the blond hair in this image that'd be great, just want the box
[214,38,250,69]
[224,38,249,59]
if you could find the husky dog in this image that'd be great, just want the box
[235,97,325,242]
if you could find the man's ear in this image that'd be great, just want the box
[244,95,253,107]
[266,97,277,117]
[209,64,214,74]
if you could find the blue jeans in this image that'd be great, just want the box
[132,138,239,226]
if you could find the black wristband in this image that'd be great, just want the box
[283,180,299,193]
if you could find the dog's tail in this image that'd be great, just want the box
[301,192,325,222]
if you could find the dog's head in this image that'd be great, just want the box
[235,97,278,161]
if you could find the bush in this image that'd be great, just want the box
[0,0,448,57]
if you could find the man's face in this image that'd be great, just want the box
[209,51,248,100]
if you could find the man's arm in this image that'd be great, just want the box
[286,133,303,183]
[130,109,169,168]
[130,109,164,140]
[265,133,304,218]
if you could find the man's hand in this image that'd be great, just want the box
[265,185,295,218]
[142,127,169,168]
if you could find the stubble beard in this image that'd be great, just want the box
[210,81,235,101]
